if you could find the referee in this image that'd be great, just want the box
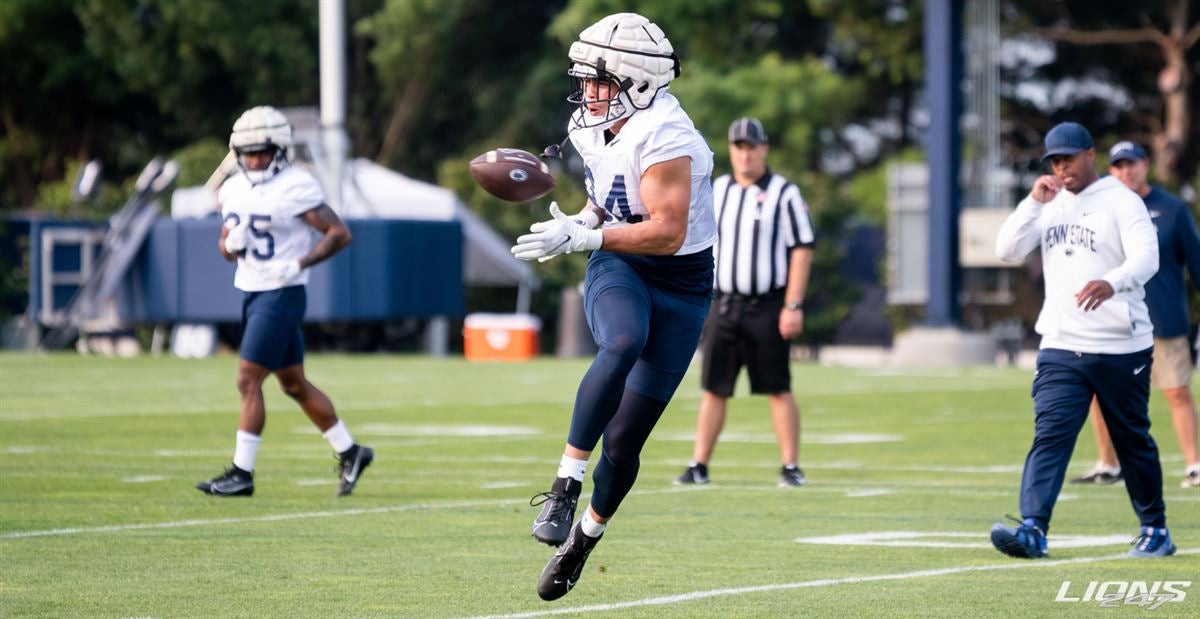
[675,117,816,487]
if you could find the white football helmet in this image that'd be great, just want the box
[229,106,293,184]
[567,12,680,130]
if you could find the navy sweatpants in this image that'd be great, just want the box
[1020,347,1165,532]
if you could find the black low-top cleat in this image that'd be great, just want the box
[530,477,580,546]
[196,465,254,497]
[778,465,807,487]
[537,522,602,601]
[337,445,374,497]
[674,463,709,485]
[1069,465,1123,485]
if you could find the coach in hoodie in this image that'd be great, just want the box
[990,122,1175,559]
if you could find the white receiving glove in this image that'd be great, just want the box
[224,221,249,254]
[511,202,603,262]
[265,260,303,287]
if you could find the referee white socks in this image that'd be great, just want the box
[322,420,356,454]
[558,455,588,482]
[233,430,261,472]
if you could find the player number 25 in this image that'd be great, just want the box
[222,213,276,260]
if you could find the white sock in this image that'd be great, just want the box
[580,510,606,538]
[322,421,355,454]
[557,455,588,481]
[232,430,261,472]
[1186,463,1200,475]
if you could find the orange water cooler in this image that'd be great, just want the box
[463,313,541,361]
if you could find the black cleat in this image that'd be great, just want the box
[337,445,374,497]
[1069,465,1123,485]
[530,477,580,546]
[537,522,603,601]
[674,463,709,485]
[196,465,254,497]
[779,465,807,487]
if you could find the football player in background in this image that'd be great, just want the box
[196,106,373,498]
[1071,141,1200,489]
[511,13,717,601]
[991,122,1174,559]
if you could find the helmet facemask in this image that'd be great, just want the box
[567,60,638,131]
[229,105,294,185]
[234,144,288,185]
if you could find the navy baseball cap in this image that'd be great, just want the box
[1109,141,1148,164]
[1041,122,1094,161]
[729,117,768,145]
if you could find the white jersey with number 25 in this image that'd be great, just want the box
[569,92,716,256]
[218,166,324,292]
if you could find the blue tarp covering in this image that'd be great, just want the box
[30,216,464,324]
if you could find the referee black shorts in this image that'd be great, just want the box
[700,289,792,397]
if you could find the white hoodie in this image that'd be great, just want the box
[995,175,1158,354]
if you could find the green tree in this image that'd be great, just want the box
[1004,0,1199,186]
[1,0,324,210]
[355,0,568,179]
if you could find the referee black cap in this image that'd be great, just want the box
[729,117,768,145]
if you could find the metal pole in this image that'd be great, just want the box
[923,0,963,326]
[516,283,531,315]
[319,0,347,213]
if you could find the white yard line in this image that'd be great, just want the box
[0,381,1029,422]
[0,499,527,539]
[0,487,699,540]
[465,548,1200,619]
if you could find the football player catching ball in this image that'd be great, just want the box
[511,12,717,601]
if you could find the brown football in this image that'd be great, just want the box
[469,148,555,202]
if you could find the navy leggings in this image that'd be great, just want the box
[567,252,710,517]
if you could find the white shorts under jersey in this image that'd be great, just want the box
[218,166,324,292]
[569,92,717,256]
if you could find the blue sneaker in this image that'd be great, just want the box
[1128,526,1176,558]
[990,516,1047,559]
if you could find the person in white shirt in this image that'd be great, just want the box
[510,13,716,601]
[990,121,1174,559]
[195,106,373,498]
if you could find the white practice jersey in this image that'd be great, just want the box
[995,175,1159,354]
[568,92,717,256]
[218,166,324,292]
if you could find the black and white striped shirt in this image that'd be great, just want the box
[712,170,815,296]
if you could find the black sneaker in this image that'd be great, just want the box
[1069,465,1123,485]
[537,522,603,601]
[779,465,806,487]
[196,465,254,497]
[337,445,374,497]
[530,477,580,546]
[674,463,709,485]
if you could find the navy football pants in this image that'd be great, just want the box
[567,252,710,517]
[1021,347,1165,532]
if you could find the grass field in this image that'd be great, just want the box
[1,352,1197,617]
